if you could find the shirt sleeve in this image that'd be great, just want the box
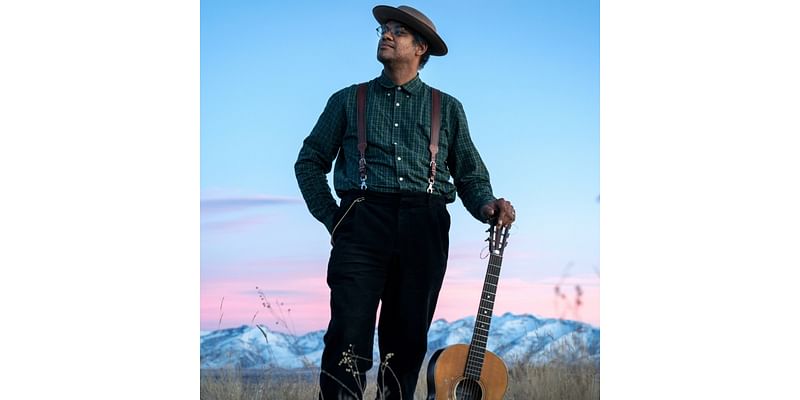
[294,88,349,233]
[446,97,497,222]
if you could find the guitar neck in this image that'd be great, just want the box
[464,252,503,380]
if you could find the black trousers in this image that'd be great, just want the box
[318,191,450,400]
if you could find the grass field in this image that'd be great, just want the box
[200,357,599,399]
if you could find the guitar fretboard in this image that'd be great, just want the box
[464,253,502,380]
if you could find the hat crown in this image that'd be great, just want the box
[396,5,436,32]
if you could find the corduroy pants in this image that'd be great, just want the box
[318,191,450,400]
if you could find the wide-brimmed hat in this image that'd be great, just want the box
[372,5,448,56]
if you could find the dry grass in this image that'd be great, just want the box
[200,358,599,399]
[201,368,318,399]
[505,360,599,399]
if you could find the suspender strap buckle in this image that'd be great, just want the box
[358,154,367,190]
[427,160,437,193]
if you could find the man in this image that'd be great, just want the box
[295,5,516,399]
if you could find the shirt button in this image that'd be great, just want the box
[397,157,402,161]
[396,87,401,91]
[393,142,397,145]
[387,93,391,96]
[395,102,400,106]
[399,177,404,181]
[394,123,398,127]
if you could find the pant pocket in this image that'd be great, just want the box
[330,196,365,245]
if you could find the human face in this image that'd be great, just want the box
[376,21,424,67]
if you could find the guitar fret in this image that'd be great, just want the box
[471,332,488,341]
[467,357,485,366]
[464,370,481,379]
[467,357,484,365]
[466,362,484,373]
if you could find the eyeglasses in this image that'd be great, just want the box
[376,24,410,38]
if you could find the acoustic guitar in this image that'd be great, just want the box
[426,223,511,400]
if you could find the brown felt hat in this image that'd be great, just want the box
[373,5,448,56]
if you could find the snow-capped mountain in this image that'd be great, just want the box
[200,313,599,369]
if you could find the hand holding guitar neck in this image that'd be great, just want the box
[480,198,516,227]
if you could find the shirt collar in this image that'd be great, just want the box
[377,71,424,96]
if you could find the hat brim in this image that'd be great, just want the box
[373,6,448,56]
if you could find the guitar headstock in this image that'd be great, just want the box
[486,222,511,257]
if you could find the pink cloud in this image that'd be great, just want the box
[201,214,271,233]
[202,269,599,333]
[201,195,302,214]
[433,274,599,327]
[201,271,332,334]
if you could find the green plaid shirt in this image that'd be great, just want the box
[295,72,496,233]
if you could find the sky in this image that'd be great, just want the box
[201,0,599,333]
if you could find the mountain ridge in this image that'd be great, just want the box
[200,312,599,369]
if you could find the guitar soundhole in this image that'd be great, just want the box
[453,378,484,399]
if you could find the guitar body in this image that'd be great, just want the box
[426,344,508,400]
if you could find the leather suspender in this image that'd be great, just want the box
[427,88,441,193]
[356,83,441,193]
[357,84,368,189]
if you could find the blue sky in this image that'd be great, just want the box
[201,0,599,332]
